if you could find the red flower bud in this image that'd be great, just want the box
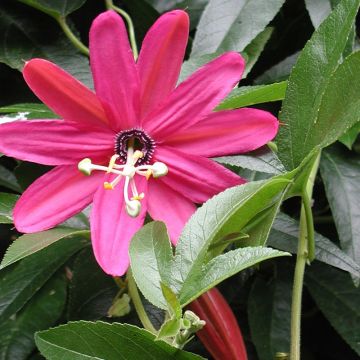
[188,287,248,360]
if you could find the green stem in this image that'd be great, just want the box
[56,16,89,56]
[290,152,320,360]
[105,0,138,59]
[127,269,157,334]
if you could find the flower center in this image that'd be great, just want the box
[77,129,167,218]
[115,128,155,166]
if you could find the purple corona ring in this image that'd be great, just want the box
[0,10,279,275]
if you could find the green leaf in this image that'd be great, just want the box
[0,192,19,223]
[157,317,182,340]
[191,0,285,56]
[35,321,204,359]
[0,164,21,192]
[306,263,360,355]
[242,27,273,78]
[14,162,50,191]
[248,266,292,360]
[0,233,87,323]
[0,103,56,119]
[339,122,360,149]
[277,0,360,170]
[0,228,90,269]
[216,81,287,110]
[214,147,286,175]
[0,4,92,88]
[17,0,87,18]
[320,146,360,279]
[0,273,66,360]
[268,212,360,277]
[130,221,173,310]
[161,283,182,319]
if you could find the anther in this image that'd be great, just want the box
[78,158,93,176]
[151,162,168,178]
[107,154,119,173]
[126,199,141,217]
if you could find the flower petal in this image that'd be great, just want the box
[90,11,140,130]
[90,175,147,276]
[147,180,195,245]
[23,59,108,126]
[137,10,189,119]
[0,120,114,165]
[14,165,102,233]
[154,146,245,203]
[165,108,279,157]
[144,52,245,139]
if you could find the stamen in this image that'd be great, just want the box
[107,154,119,173]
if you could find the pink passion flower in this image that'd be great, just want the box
[0,10,279,275]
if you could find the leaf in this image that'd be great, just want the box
[0,103,57,119]
[157,317,182,340]
[161,283,182,319]
[214,147,286,175]
[130,221,173,309]
[304,0,332,29]
[67,247,117,321]
[320,146,360,280]
[216,81,287,110]
[0,192,19,223]
[191,0,285,57]
[339,122,360,149]
[0,4,92,88]
[35,321,203,359]
[306,263,360,355]
[248,266,292,360]
[277,0,360,170]
[267,212,360,277]
[0,273,67,360]
[17,0,87,18]
[0,233,87,323]
[14,162,50,191]
[242,27,273,78]
[0,228,90,269]
[0,165,21,192]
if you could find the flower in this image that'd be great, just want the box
[0,10,278,275]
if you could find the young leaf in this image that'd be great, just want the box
[191,0,285,56]
[248,266,292,360]
[0,228,90,269]
[161,282,182,319]
[320,146,360,278]
[0,273,66,359]
[0,192,19,223]
[268,212,360,277]
[277,0,360,170]
[0,103,57,119]
[306,263,360,355]
[35,321,203,359]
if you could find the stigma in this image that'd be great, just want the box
[78,147,168,218]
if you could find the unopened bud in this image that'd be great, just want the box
[152,162,168,178]
[78,158,93,176]
[126,200,141,217]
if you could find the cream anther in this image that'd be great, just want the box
[78,158,93,176]
[151,162,168,178]
[126,199,141,217]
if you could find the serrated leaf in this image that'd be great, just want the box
[214,147,286,175]
[248,267,292,360]
[35,321,203,359]
[0,192,19,223]
[17,0,87,18]
[320,146,360,281]
[0,228,90,269]
[216,81,287,110]
[0,273,66,360]
[268,212,360,277]
[191,0,285,56]
[0,165,21,192]
[306,263,360,355]
[277,0,360,170]
[0,103,57,119]
[0,233,87,324]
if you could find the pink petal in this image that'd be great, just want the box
[90,175,147,276]
[0,120,114,165]
[144,52,245,140]
[137,10,189,120]
[165,108,279,157]
[90,11,140,131]
[154,146,245,204]
[147,179,196,245]
[23,59,108,127]
[14,166,102,233]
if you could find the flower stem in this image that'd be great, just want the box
[56,16,89,56]
[126,268,157,334]
[290,152,320,360]
[105,0,138,60]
